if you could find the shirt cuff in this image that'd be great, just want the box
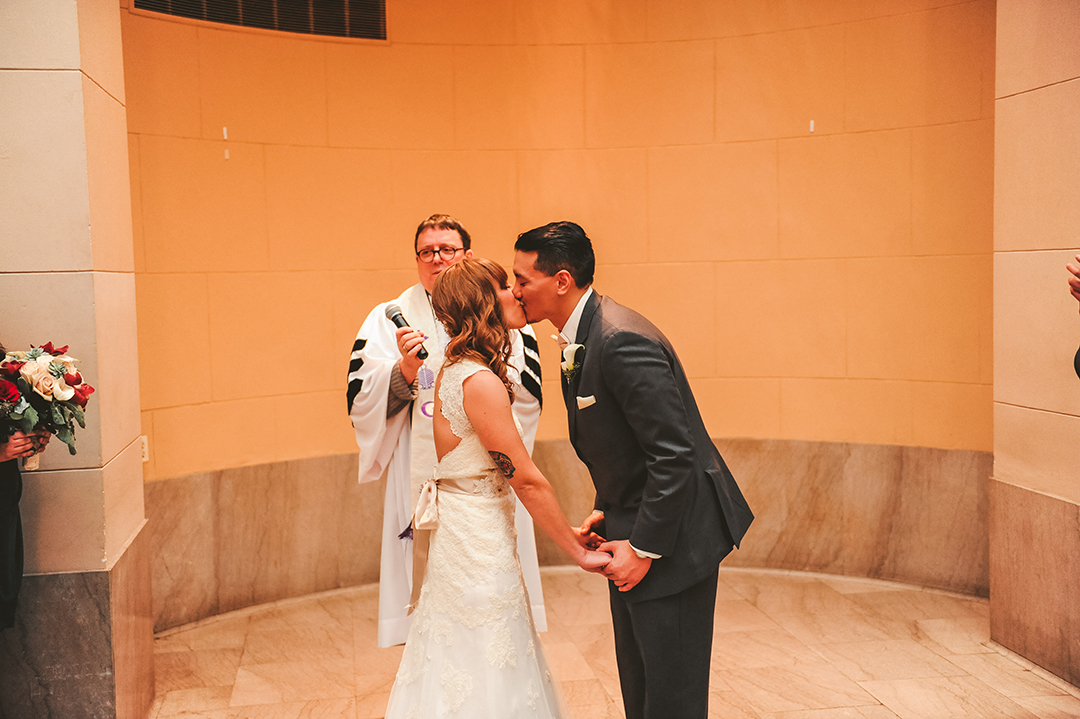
[629,543,661,560]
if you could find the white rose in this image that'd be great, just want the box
[20,360,48,383]
[32,372,58,401]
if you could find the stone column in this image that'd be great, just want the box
[0,1,153,717]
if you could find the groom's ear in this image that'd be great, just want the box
[554,269,575,295]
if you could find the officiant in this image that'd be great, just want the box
[347,214,546,647]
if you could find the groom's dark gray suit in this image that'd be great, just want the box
[562,291,753,718]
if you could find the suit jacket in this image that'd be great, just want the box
[562,293,753,603]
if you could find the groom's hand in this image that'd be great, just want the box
[598,540,652,592]
[575,510,606,549]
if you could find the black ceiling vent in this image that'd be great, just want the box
[135,0,386,40]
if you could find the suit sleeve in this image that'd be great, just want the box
[600,330,697,557]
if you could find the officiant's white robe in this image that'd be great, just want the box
[348,283,546,647]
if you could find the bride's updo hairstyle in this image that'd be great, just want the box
[432,258,515,400]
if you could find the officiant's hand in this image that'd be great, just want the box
[598,540,652,592]
[575,510,606,549]
[395,326,428,384]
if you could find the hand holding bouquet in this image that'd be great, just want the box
[0,342,95,470]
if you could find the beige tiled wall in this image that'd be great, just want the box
[123,0,996,481]
[991,0,1080,687]
[992,1,1080,501]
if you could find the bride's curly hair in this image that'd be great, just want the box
[432,258,515,400]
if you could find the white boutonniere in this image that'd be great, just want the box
[561,343,584,382]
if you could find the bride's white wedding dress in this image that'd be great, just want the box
[384,359,566,719]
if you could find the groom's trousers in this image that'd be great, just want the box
[608,566,719,719]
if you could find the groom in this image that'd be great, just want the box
[513,222,753,719]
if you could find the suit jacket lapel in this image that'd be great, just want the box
[575,291,600,346]
[567,291,600,443]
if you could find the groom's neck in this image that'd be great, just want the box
[553,285,590,333]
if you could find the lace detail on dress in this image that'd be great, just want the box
[487,619,517,669]
[528,680,540,710]
[439,359,484,440]
[442,662,473,713]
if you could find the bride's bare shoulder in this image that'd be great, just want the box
[461,365,509,408]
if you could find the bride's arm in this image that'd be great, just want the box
[463,371,608,572]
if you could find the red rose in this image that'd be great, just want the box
[0,379,19,403]
[38,342,69,356]
[65,372,82,386]
[0,361,24,379]
[72,383,95,408]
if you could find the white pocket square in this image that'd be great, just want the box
[576,395,596,410]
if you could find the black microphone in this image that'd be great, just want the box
[384,304,429,360]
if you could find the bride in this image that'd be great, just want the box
[384,258,610,718]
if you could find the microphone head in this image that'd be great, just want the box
[384,304,403,321]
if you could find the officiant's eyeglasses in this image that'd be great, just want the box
[416,246,465,263]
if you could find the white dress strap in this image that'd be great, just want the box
[439,359,491,440]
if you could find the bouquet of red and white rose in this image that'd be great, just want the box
[0,342,95,470]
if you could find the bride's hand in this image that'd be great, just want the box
[578,549,612,574]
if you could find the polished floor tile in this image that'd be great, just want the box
[150,568,1080,719]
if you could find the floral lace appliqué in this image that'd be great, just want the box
[442,662,474,713]
[486,619,517,669]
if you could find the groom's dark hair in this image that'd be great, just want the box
[515,221,595,288]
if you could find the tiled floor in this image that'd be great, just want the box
[149,567,1080,719]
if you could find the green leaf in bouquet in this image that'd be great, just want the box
[71,404,86,428]
[56,425,76,454]
[50,404,64,427]
[20,405,38,430]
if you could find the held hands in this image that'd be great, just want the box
[574,510,606,550]
[598,540,652,592]
[395,326,428,384]
[578,549,612,575]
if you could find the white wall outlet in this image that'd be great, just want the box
[141,435,150,463]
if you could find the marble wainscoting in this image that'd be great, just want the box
[0,525,154,719]
[533,438,992,597]
[990,479,1080,687]
[146,438,990,634]
[144,455,383,632]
